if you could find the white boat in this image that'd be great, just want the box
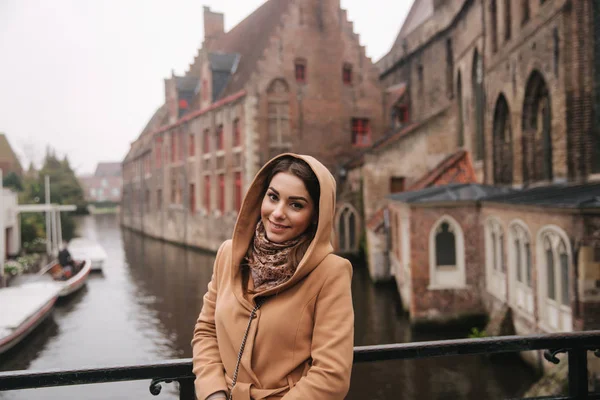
[68,238,107,272]
[0,282,62,355]
[44,258,92,297]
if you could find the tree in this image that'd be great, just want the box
[19,149,89,245]
[3,172,23,191]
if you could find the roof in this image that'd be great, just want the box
[389,183,514,204]
[387,82,407,107]
[0,133,23,174]
[409,149,477,191]
[484,182,600,209]
[212,0,294,99]
[344,107,448,170]
[94,162,122,178]
[209,52,240,101]
[176,76,200,92]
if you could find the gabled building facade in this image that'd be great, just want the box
[336,0,600,347]
[121,0,384,251]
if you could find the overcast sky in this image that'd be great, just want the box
[0,0,411,175]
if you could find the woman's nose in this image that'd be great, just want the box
[272,203,285,219]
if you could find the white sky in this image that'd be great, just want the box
[0,0,411,175]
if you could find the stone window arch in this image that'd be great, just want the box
[429,215,466,289]
[472,50,485,160]
[267,78,291,158]
[537,226,572,332]
[508,220,534,315]
[522,70,552,185]
[485,217,507,301]
[336,204,360,253]
[493,94,513,184]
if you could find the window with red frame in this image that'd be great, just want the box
[343,64,352,85]
[155,138,162,168]
[204,175,211,212]
[234,172,242,211]
[216,125,224,150]
[171,132,177,163]
[178,131,185,162]
[295,61,306,83]
[233,119,241,147]
[189,133,195,157]
[218,174,225,213]
[203,129,210,154]
[351,118,371,146]
[189,183,196,214]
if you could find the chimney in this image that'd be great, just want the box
[203,6,224,44]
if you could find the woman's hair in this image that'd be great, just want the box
[263,156,320,267]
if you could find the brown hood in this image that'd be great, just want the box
[230,153,336,300]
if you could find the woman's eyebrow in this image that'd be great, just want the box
[268,187,308,203]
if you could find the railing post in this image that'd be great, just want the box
[567,349,588,399]
[179,378,195,400]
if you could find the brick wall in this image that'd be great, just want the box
[252,0,383,171]
[408,205,486,322]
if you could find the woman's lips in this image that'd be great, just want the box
[269,220,289,232]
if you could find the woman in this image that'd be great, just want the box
[192,154,354,400]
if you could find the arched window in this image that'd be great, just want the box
[267,78,291,158]
[538,227,572,332]
[435,222,456,267]
[493,94,513,184]
[485,218,506,301]
[522,71,552,185]
[429,216,466,289]
[509,221,534,315]
[336,204,360,253]
[472,50,485,160]
[457,71,464,147]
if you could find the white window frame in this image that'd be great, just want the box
[507,220,535,318]
[536,225,573,333]
[336,204,360,253]
[428,215,466,290]
[485,217,507,302]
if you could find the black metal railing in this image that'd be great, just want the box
[1,330,599,399]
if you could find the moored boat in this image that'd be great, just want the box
[0,282,62,355]
[43,259,92,297]
[68,238,107,272]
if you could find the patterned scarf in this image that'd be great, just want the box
[245,220,309,292]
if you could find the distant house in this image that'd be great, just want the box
[0,133,23,177]
[79,162,123,204]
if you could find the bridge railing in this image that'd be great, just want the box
[0,330,599,399]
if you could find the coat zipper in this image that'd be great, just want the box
[229,298,265,400]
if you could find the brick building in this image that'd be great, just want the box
[336,0,600,342]
[79,162,123,204]
[121,0,384,251]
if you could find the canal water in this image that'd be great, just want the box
[0,214,537,399]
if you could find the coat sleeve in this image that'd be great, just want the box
[191,241,230,400]
[282,259,354,400]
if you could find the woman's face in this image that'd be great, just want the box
[261,172,315,243]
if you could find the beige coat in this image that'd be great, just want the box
[192,154,354,400]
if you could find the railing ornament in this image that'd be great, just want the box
[150,378,173,396]
[543,348,568,364]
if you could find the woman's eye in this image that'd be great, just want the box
[291,203,304,210]
[268,193,278,201]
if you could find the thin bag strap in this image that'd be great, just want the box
[228,298,265,400]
